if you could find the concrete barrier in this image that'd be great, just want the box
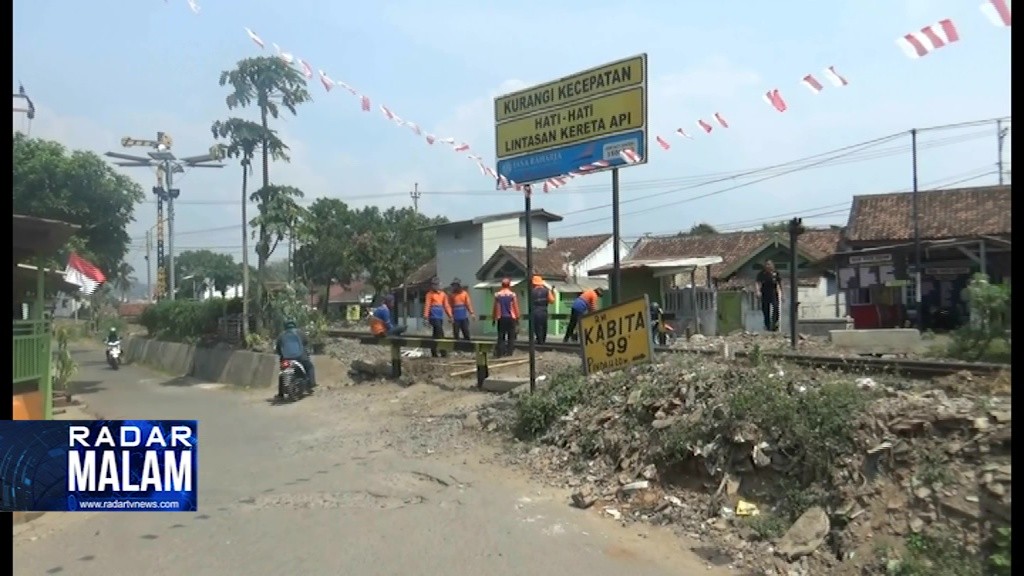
[798,317,854,338]
[124,335,277,388]
[829,328,922,355]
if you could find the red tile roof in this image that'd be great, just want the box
[544,234,612,263]
[845,185,1011,242]
[628,228,842,283]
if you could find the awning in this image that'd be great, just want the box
[588,256,723,277]
[14,263,82,295]
[473,279,525,289]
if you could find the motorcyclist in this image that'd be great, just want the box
[274,319,316,397]
[105,327,121,345]
[650,302,668,346]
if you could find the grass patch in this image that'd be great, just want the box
[742,513,788,541]
[883,531,985,576]
[512,369,587,440]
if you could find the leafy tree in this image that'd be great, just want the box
[174,250,243,298]
[349,207,446,295]
[250,185,306,277]
[114,262,135,302]
[219,56,311,333]
[293,198,360,312]
[211,118,289,340]
[263,259,290,282]
[686,222,719,235]
[761,221,789,232]
[13,133,145,274]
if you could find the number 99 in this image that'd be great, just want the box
[604,336,628,357]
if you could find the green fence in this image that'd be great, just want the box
[13,319,53,420]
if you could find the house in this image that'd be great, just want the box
[838,185,1011,330]
[13,214,80,422]
[51,292,85,319]
[591,228,843,335]
[418,209,562,326]
[472,234,622,335]
[307,280,374,320]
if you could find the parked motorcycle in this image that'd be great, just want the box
[278,359,311,401]
[106,341,122,370]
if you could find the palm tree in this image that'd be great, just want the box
[114,262,134,302]
[219,56,311,334]
[211,118,288,341]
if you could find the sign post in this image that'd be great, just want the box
[577,296,655,375]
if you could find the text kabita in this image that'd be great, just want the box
[583,311,645,345]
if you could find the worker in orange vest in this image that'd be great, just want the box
[423,278,452,357]
[530,275,555,344]
[448,278,475,340]
[492,278,520,357]
[563,286,605,343]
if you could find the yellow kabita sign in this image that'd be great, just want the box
[494,55,646,123]
[578,296,654,375]
[495,87,645,160]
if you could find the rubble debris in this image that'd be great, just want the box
[776,506,830,560]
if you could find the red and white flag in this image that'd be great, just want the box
[981,0,1012,27]
[64,253,106,295]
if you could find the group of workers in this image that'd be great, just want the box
[367,276,608,355]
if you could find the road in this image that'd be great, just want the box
[14,346,735,576]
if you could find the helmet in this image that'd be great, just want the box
[651,302,661,309]
[283,319,297,330]
[109,327,116,333]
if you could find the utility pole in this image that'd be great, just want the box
[997,119,1009,185]
[787,218,805,350]
[144,230,153,302]
[410,182,421,212]
[105,133,224,301]
[911,129,923,329]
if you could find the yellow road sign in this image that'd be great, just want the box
[494,55,645,124]
[346,305,361,322]
[578,296,654,375]
[495,86,645,160]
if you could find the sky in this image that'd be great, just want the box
[13,0,1011,286]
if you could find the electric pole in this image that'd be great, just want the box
[997,119,1010,185]
[144,230,153,302]
[105,133,224,301]
[410,182,421,213]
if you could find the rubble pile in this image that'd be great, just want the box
[476,357,1011,575]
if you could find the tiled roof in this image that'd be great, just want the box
[845,185,1011,242]
[476,245,570,280]
[545,234,612,263]
[117,302,149,318]
[628,228,842,282]
[404,258,437,286]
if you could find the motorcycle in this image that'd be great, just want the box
[278,359,311,401]
[106,341,122,370]
[652,321,674,346]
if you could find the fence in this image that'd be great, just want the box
[663,287,718,336]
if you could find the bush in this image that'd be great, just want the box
[138,298,243,342]
[513,370,587,440]
[946,274,1011,362]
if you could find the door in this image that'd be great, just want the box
[717,291,743,335]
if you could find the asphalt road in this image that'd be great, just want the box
[14,346,734,576]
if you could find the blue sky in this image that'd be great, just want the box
[13,0,1010,282]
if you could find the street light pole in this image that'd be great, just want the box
[165,159,179,301]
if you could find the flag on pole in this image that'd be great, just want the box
[64,253,106,295]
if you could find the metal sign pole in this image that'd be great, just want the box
[524,185,537,394]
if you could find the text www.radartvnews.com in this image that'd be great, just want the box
[77,500,181,510]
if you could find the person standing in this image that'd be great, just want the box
[423,278,452,357]
[755,260,783,332]
[530,275,555,344]
[492,278,520,357]
[448,278,475,340]
[563,286,605,343]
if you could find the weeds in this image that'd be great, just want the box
[512,370,587,440]
[52,326,78,395]
[988,526,1011,576]
[883,531,984,576]
[742,513,788,541]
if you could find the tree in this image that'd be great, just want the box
[249,184,307,281]
[263,259,291,282]
[13,134,145,274]
[293,198,360,312]
[211,118,288,340]
[686,222,719,235]
[219,56,311,334]
[349,207,447,295]
[174,250,242,298]
[114,262,134,302]
[761,221,790,232]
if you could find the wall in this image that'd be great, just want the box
[797,276,847,319]
[122,336,279,389]
[567,238,628,281]
[436,223,484,299]
[51,292,83,319]
[481,217,550,258]
[12,391,43,420]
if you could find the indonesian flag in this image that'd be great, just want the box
[64,253,106,295]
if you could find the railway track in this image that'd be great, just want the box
[326,329,1009,379]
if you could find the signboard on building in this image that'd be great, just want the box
[578,296,654,375]
[848,253,893,266]
[494,54,648,185]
